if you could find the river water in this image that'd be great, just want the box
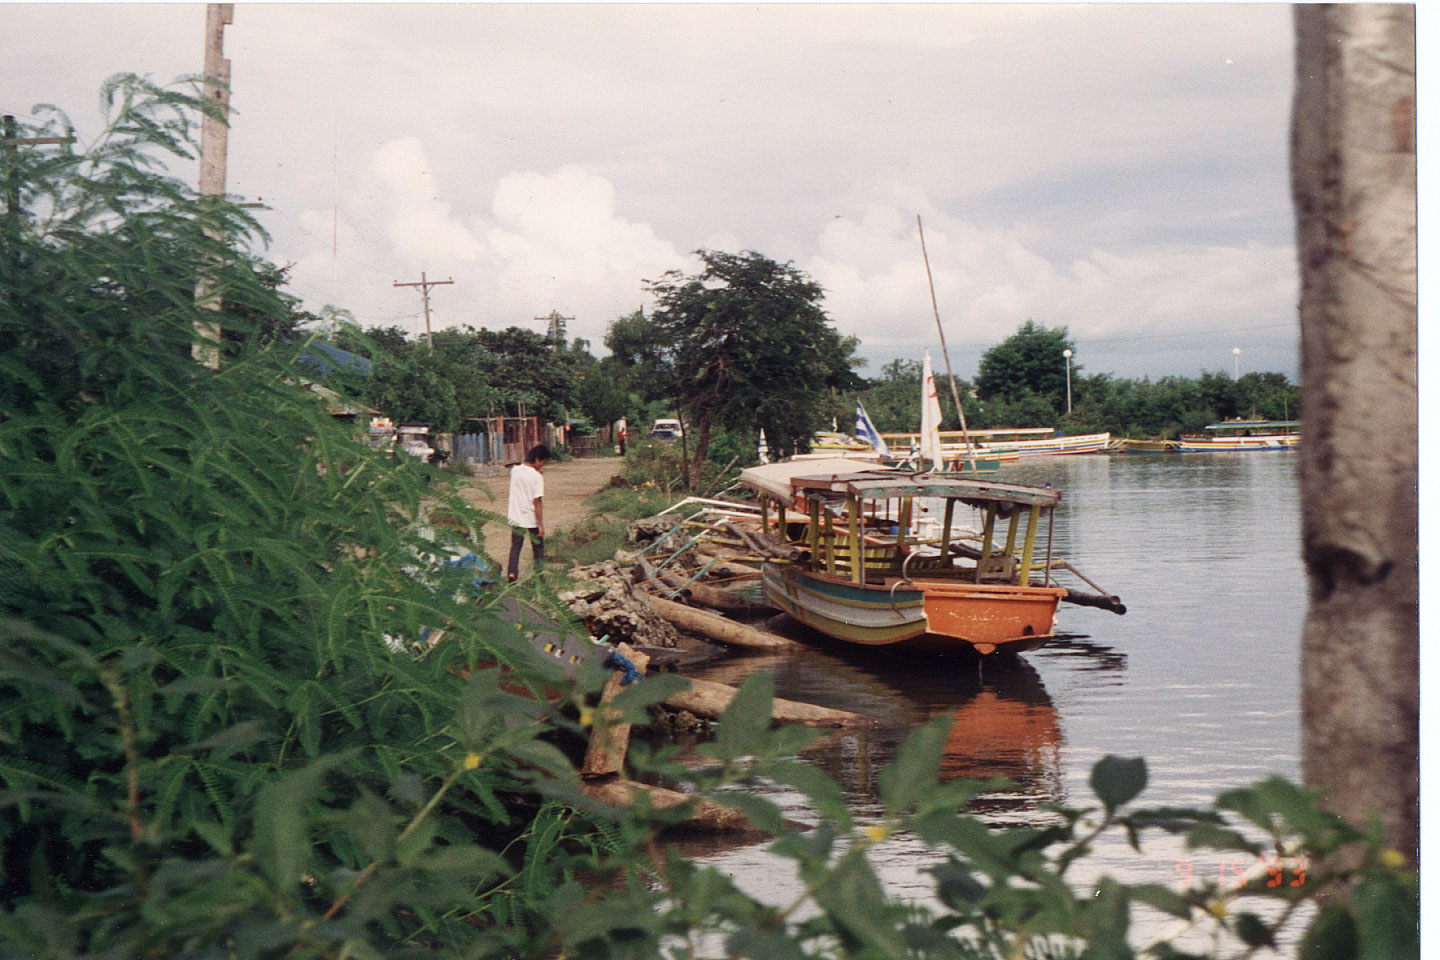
[672,451,1305,933]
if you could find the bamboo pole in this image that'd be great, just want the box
[917,214,974,467]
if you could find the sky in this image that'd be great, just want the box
[5,3,1305,381]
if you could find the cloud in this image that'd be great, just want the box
[805,202,1297,372]
[290,144,689,344]
[368,138,486,264]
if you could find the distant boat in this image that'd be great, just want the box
[882,427,1111,462]
[1175,420,1300,452]
[737,459,1124,657]
[1112,437,1177,454]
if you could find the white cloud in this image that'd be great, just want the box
[806,202,1297,371]
[288,146,690,343]
[369,138,486,264]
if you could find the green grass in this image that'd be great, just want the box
[547,484,686,569]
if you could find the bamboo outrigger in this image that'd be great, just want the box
[737,458,1123,656]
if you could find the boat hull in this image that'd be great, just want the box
[762,565,1066,655]
[1174,435,1300,452]
[975,432,1111,457]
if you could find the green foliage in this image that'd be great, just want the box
[636,250,863,485]
[844,352,1298,441]
[975,320,1076,409]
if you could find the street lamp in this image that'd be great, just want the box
[1232,347,1241,379]
[1062,349,1073,414]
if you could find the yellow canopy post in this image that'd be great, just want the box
[1017,504,1041,585]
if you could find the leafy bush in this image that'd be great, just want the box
[0,75,612,955]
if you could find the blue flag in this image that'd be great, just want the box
[855,401,890,457]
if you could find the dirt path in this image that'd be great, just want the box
[454,456,623,576]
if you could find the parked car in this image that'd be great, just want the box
[396,423,435,462]
[648,418,683,441]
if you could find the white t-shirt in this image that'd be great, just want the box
[507,463,544,528]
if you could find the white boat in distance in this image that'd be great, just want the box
[881,427,1111,461]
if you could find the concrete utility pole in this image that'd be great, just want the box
[393,272,453,349]
[193,2,234,370]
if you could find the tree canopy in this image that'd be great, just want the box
[974,320,1077,410]
[638,249,862,486]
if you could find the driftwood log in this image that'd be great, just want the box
[681,581,769,616]
[692,551,764,581]
[646,595,797,651]
[580,642,650,778]
[578,779,756,832]
[665,676,872,728]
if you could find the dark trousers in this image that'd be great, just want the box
[507,528,544,579]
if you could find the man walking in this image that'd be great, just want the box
[506,444,550,581]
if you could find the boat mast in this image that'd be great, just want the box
[917,215,975,466]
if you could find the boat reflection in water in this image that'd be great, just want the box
[681,631,1065,827]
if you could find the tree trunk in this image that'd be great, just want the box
[687,415,712,491]
[1291,4,1416,859]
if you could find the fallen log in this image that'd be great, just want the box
[723,522,802,561]
[578,778,756,832]
[666,676,874,728]
[581,643,650,778]
[637,555,690,600]
[691,551,764,581]
[682,580,770,616]
[646,595,797,651]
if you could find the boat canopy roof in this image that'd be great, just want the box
[738,459,1061,510]
[1203,420,1300,431]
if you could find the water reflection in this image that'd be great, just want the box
[685,642,1067,819]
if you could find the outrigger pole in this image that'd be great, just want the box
[917,214,976,470]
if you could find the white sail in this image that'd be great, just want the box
[920,351,944,467]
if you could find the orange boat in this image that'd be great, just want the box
[738,459,1123,657]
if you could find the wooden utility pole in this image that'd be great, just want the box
[393,272,453,349]
[193,2,234,369]
[536,309,574,348]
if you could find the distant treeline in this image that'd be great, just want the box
[839,322,1299,440]
[300,305,1295,448]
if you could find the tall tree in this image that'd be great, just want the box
[974,320,1077,411]
[1292,4,1417,860]
[643,250,861,487]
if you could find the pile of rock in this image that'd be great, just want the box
[558,560,681,648]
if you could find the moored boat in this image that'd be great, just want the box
[882,427,1111,462]
[738,459,1123,656]
[1175,420,1300,452]
[1113,437,1178,454]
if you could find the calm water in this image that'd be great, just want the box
[674,452,1305,923]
